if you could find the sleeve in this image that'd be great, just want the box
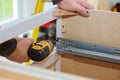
[0,38,17,57]
[52,0,62,5]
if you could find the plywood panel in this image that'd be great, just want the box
[62,10,120,48]
[62,54,120,80]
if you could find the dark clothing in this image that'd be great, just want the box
[52,0,62,5]
[0,38,17,57]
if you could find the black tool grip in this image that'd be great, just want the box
[27,45,50,61]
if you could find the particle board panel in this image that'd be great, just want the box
[61,10,120,48]
[60,10,120,80]
[62,54,120,80]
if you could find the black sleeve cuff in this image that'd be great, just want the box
[52,0,62,5]
[0,38,17,57]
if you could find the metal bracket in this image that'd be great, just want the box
[56,38,120,64]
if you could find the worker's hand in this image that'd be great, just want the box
[7,38,34,63]
[57,0,94,17]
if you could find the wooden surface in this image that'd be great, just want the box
[0,69,41,80]
[0,60,89,80]
[62,54,120,80]
[60,10,120,80]
[53,9,78,17]
[62,10,120,48]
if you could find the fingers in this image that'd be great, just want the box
[18,38,34,50]
[57,0,94,17]
[80,0,94,9]
[74,4,90,17]
[74,0,94,17]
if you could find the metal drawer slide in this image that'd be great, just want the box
[56,38,120,64]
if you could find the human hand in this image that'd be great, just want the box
[6,38,34,63]
[57,0,94,17]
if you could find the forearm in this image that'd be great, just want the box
[52,0,62,5]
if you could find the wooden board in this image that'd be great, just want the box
[61,10,120,48]
[60,10,120,80]
[0,69,41,80]
[62,54,120,80]
[0,61,90,80]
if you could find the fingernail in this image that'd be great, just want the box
[86,11,89,14]
[85,10,90,17]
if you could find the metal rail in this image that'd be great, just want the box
[56,38,120,64]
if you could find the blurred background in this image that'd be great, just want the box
[0,0,120,39]
[0,0,120,23]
